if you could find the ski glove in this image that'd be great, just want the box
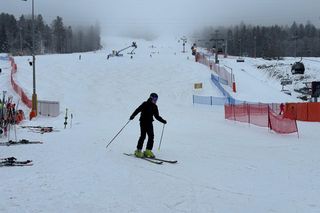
[130,115,135,120]
[163,120,167,124]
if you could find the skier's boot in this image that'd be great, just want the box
[134,149,143,158]
[144,149,155,158]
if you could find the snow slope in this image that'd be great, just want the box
[1,36,320,213]
[219,56,320,101]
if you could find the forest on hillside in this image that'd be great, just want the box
[196,22,320,58]
[0,13,101,55]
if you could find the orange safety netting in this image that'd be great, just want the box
[284,102,320,122]
[225,103,298,134]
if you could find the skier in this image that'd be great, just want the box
[191,43,197,56]
[130,93,167,158]
[279,103,285,115]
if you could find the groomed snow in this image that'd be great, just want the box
[1,36,320,213]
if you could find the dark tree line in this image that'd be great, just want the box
[196,22,320,58]
[0,13,101,55]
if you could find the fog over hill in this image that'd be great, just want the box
[1,0,320,37]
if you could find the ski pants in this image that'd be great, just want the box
[137,121,154,150]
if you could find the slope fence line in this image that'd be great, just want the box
[9,57,32,109]
[193,53,297,134]
[225,103,298,135]
[195,52,236,92]
[193,73,246,106]
[284,102,320,122]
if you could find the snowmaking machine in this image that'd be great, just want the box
[107,42,137,59]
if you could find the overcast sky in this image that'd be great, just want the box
[1,0,320,36]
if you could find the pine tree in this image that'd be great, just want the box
[0,24,9,52]
[52,16,66,53]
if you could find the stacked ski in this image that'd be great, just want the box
[20,125,57,134]
[0,157,33,167]
[124,153,177,165]
[0,139,43,146]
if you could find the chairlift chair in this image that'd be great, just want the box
[236,58,245,62]
[281,90,292,95]
[281,79,293,86]
[291,58,305,74]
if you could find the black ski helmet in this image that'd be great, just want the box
[150,93,158,100]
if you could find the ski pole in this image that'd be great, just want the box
[64,108,68,129]
[106,120,130,149]
[158,123,165,151]
[70,113,73,128]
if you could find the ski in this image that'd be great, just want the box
[0,157,33,167]
[20,126,57,134]
[28,128,59,134]
[0,162,33,167]
[146,157,178,164]
[0,139,43,146]
[20,125,53,129]
[123,153,163,165]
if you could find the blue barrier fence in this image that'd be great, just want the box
[210,74,232,98]
[193,94,278,106]
[192,95,234,105]
[193,72,281,114]
[193,73,248,106]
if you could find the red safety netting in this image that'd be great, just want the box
[196,52,236,92]
[269,110,298,134]
[195,52,211,67]
[248,104,269,127]
[234,103,249,123]
[225,103,298,134]
[284,102,320,122]
[9,57,32,109]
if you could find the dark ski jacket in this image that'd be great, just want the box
[130,98,166,124]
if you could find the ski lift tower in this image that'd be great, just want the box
[236,38,245,62]
[22,0,37,116]
[209,30,225,63]
[209,37,224,64]
[311,81,320,102]
[291,34,299,58]
[181,37,187,53]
